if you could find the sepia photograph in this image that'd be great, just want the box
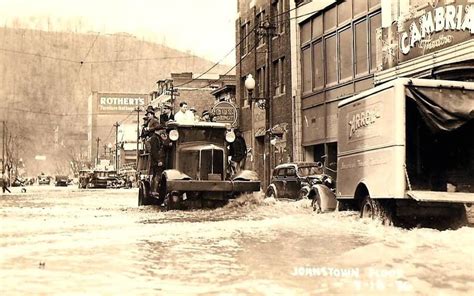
[0,0,473,295]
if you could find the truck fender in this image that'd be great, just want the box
[162,169,192,181]
[232,170,259,181]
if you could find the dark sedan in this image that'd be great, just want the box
[265,162,324,200]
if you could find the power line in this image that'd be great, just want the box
[80,32,100,65]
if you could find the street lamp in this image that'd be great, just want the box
[244,74,267,110]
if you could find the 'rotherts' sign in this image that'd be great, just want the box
[98,95,146,112]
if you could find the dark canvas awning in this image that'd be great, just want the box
[406,86,474,132]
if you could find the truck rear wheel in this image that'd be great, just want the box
[360,196,396,226]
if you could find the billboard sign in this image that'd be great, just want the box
[97,94,147,113]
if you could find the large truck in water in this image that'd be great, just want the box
[336,78,473,226]
[137,121,261,209]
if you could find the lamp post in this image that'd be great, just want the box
[245,74,271,189]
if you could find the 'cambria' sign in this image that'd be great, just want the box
[398,0,473,61]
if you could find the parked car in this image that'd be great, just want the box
[55,175,69,186]
[265,162,337,211]
[12,177,25,187]
[38,174,51,185]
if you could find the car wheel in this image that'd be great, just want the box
[265,187,277,199]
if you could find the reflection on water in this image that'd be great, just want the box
[0,188,473,295]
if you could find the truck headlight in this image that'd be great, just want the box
[225,130,235,143]
[169,129,179,141]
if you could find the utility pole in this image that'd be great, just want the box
[114,122,120,172]
[262,17,276,189]
[2,121,4,174]
[134,107,141,171]
[95,137,100,167]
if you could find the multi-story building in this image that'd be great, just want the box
[149,72,224,117]
[236,0,293,186]
[290,0,382,176]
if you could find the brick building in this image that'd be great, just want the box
[236,0,293,186]
[150,72,226,119]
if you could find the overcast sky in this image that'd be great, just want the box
[0,0,237,66]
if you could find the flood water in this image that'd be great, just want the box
[1,186,473,295]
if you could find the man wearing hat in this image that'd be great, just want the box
[148,126,172,195]
[201,110,211,122]
[160,104,174,125]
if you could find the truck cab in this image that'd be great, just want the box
[137,121,260,209]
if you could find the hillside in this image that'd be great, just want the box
[0,27,231,174]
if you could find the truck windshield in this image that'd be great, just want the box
[178,128,225,145]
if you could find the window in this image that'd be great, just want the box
[256,67,266,98]
[355,19,368,76]
[312,40,324,89]
[312,14,323,38]
[325,34,337,85]
[273,57,286,96]
[277,168,286,176]
[302,47,312,94]
[240,22,250,56]
[272,0,285,34]
[337,0,352,25]
[300,20,311,44]
[324,5,336,32]
[353,0,368,16]
[369,12,381,72]
[369,0,380,9]
[256,10,266,47]
[339,27,353,81]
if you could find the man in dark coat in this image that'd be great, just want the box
[229,129,247,174]
[160,104,174,125]
[149,128,172,193]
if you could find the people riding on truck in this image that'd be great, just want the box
[149,127,172,194]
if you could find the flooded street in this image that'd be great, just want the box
[1,186,473,295]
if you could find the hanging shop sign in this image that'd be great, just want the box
[211,101,238,127]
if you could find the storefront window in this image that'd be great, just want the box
[325,34,337,85]
[355,19,368,76]
[302,47,312,94]
[312,40,324,89]
[339,27,353,81]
